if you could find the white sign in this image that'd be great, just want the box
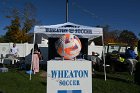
[47,60,92,93]
[34,26,103,36]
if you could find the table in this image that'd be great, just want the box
[1,54,19,64]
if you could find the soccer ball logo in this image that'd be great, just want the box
[55,34,82,60]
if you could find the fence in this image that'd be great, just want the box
[0,43,137,63]
[0,43,48,64]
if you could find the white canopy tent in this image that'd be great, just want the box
[34,22,103,39]
[30,22,106,81]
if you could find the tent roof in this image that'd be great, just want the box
[34,22,103,40]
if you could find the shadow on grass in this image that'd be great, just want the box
[7,66,29,79]
[16,70,29,79]
[134,62,140,85]
[40,81,46,86]
[93,72,133,84]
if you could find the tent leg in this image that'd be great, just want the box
[102,35,106,81]
[30,33,36,80]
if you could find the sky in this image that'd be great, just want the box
[0,0,140,38]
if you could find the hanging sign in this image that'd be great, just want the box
[34,26,103,36]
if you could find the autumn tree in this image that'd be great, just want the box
[92,25,120,45]
[91,25,139,46]
[4,2,38,43]
[118,30,138,46]
[0,35,5,43]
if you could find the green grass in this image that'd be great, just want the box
[93,72,140,93]
[0,68,140,93]
[0,68,46,93]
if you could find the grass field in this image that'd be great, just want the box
[93,72,140,93]
[0,67,140,93]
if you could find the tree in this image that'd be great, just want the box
[118,30,138,46]
[3,2,38,43]
[92,25,138,46]
[0,35,5,43]
[4,15,20,42]
[92,25,120,45]
[103,30,120,45]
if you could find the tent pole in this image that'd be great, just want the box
[30,33,36,80]
[66,0,69,22]
[102,35,106,81]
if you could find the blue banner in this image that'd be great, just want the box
[58,90,81,93]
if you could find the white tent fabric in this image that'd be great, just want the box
[30,22,106,81]
[34,22,103,40]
